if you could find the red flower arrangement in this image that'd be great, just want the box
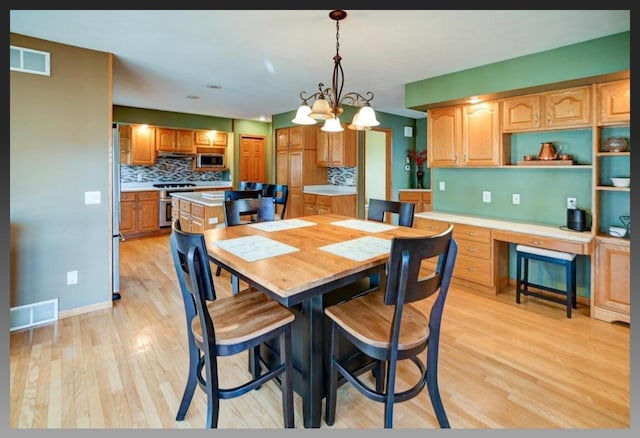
[407,149,428,168]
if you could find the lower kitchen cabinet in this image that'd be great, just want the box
[593,237,630,323]
[303,193,357,217]
[398,189,432,212]
[177,198,224,232]
[120,191,159,236]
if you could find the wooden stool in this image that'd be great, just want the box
[516,244,577,318]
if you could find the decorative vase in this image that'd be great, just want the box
[416,169,424,189]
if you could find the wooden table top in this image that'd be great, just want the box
[203,214,436,306]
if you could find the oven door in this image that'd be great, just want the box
[159,198,173,227]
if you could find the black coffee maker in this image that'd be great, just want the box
[567,208,587,231]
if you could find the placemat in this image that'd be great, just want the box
[331,219,398,233]
[214,235,299,262]
[319,236,391,262]
[248,218,317,232]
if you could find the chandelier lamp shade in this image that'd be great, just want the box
[292,10,380,132]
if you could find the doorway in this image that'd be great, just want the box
[238,134,266,185]
[361,128,392,218]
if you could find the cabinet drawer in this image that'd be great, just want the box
[413,217,450,234]
[316,195,332,207]
[190,203,205,217]
[303,193,316,204]
[493,229,590,255]
[138,191,158,201]
[453,223,491,244]
[179,199,191,212]
[398,191,421,202]
[121,192,136,202]
[421,192,432,203]
[457,241,492,260]
[453,254,492,285]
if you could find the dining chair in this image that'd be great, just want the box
[238,181,264,192]
[224,189,263,201]
[170,219,295,428]
[367,198,416,227]
[324,225,457,428]
[262,183,289,220]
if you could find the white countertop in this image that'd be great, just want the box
[398,188,432,192]
[121,181,232,192]
[303,185,357,196]
[415,211,593,243]
[169,191,225,207]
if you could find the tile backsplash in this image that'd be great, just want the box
[328,167,357,186]
[121,157,229,183]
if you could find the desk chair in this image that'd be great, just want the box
[367,198,415,227]
[170,220,295,428]
[324,225,457,428]
[263,183,289,219]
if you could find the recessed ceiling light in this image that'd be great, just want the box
[206,84,222,89]
[186,95,199,100]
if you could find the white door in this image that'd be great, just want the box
[364,130,388,218]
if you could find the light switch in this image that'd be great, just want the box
[85,191,101,205]
[439,181,446,191]
[512,193,520,205]
[482,191,491,203]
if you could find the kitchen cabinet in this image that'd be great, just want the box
[194,130,228,147]
[597,79,630,125]
[398,190,432,213]
[127,124,156,165]
[303,193,357,217]
[502,85,591,132]
[118,125,131,163]
[427,100,506,167]
[156,128,194,153]
[593,237,630,323]
[276,126,327,218]
[177,198,224,232]
[414,217,508,295]
[120,190,159,236]
[317,124,357,167]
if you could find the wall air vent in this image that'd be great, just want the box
[10,298,58,331]
[10,45,50,76]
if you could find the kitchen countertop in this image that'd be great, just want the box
[415,211,593,243]
[169,191,225,207]
[121,181,232,192]
[398,188,432,192]
[303,185,357,196]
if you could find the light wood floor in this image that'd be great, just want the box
[10,233,630,429]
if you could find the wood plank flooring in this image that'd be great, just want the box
[9,233,630,429]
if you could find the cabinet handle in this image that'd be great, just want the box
[547,112,551,124]
[534,114,539,125]
[528,240,543,246]
[466,247,478,252]
[465,266,478,272]
[463,153,467,163]
[467,232,479,236]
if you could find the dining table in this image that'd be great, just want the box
[202,213,437,428]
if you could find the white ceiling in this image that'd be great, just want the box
[10,10,630,122]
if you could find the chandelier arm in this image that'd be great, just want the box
[340,91,375,107]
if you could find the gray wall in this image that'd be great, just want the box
[10,34,112,312]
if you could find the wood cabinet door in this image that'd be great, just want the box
[138,195,159,232]
[239,135,266,183]
[131,125,156,165]
[175,130,194,153]
[276,128,290,151]
[502,94,541,132]
[544,86,591,128]
[328,130,345,167]
[276,150,289,186]
[463,101,501,166]
[119,199,136,234]
[156,128,176,152]
[316,129,330,166]
[597,79,630,125]
[427,106,461,167]
[595,240,630,318]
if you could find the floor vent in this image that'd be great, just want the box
[10,299,58,331]
[10,45,51,76]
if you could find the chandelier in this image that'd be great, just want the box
[292,10,380,132]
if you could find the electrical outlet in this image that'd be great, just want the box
[439,181,446,191]
[67,270,78,285]
[512,193,520,205]
[567,197,577,209]
[137,173,143,182]
[85,191,101,205]
[482,191,491,203]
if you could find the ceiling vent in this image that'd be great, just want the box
[10,45,50,76]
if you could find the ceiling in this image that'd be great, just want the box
[10,10,630,122]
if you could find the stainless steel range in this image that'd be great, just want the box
[154,183,197,227]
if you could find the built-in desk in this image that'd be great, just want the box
[413,211,593,296]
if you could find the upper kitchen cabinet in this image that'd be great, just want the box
[126,124,156,166]
[502,85,591,132]
[428,100,506,168]
[597,79,630,126]
[194,130,229,148]
[317,124,357,167]
[156,128,194,153]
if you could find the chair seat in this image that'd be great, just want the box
[191,288,294,347]
[324,291,429,351]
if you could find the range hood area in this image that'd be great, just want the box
[157,151,195,159]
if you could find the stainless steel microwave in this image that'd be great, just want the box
[196,153,225,169]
